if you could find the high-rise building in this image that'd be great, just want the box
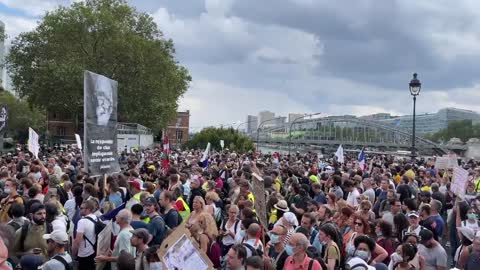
[246,115,258,134]
[288,113,304,123]
[0,20,5,90]
[258,111,275,127]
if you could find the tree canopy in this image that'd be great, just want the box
[7,0,191,133]
[426,120,480,143]
[0,91,45,141]
[186,127,255,153]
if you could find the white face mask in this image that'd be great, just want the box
[150,262,162,270]
[3,188,11,194]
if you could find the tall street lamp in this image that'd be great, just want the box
[256,117,284,152]
[288,112,321,155]
[409,73,421,160]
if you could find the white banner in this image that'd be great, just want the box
[75,133,82,150]
[220,140,224,149]
[451,167,469,198]
[28,127,39,159]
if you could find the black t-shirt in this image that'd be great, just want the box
[16,160,28,173]
[396,184,412,203]
[268,248,288,270]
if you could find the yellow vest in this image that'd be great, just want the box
[176,196,191,220]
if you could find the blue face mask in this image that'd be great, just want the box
[468,213,477,220]
[355,250,371,262]
[269,233,280,244]
[285,244,294,256]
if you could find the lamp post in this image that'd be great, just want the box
[288,112,321,155]
[409,73,421,160]
[256,117,284,152]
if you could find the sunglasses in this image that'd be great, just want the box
[354,222,363,226]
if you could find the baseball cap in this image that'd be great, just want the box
[408,211,419,218]
[129,180,145,190]
[130,228,152,243]
[43,230,69,244]
[144,197,157,206]
[419,229,433,244]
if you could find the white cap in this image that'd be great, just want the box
[43,230,69,244]
[346,257,375,270]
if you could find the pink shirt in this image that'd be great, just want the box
[284,254,322,270]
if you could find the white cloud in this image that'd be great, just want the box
[179,79,309,128]
[1,13,38,43]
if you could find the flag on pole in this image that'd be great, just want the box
[334,144,344,164]
[161,135,170,171]
[201,142,211,168]
[358,148,366,171]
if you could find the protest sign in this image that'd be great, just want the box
[220,140,224,149]
[157,225,214,270]
[84,71,120,176]
[435,156,458,170]
[0,105,8,134]
[75,133,82,150]
[451,166,469,198]
[28,127,39,159]
[252,172,268,229]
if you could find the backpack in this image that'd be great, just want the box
[7,220,22,232]
[20,222,53,252]
[164,208,183,229]
[72,206,81,238]
[82,216,106,251]
[207,236,222,268]
[306,246,328,270]
[242,243,263,257]
[52,255,73,270]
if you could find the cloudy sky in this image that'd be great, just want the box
[2,0,480,130]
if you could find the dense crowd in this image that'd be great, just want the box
[0,144,479,270]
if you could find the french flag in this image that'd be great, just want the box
[201,142,211,168]
[358,148,366,171]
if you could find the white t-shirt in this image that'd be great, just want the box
[64,199,76,221]
[346,188,360,207]
[76,214,97,257]
[222,220,241,246]
[52,215,68,233]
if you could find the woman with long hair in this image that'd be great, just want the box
[393,213,409,242]
[345,214,388,265]
[318,223,342,270]
[186,196,206,228]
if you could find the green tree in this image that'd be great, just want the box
[7,0,191,133]
[427,120,480,143]
[0,91,45,141]
[186,127,255,153]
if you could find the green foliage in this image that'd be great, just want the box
[0,91,45,141]
[426,120,480,143]
[6,0,191,133]
[186,127,255,153]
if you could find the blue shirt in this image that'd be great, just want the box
[148,215,166,245]
[131,220,148,230]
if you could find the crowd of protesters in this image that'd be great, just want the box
[0,144,479,270]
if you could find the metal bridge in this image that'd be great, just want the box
[252,116,466,155]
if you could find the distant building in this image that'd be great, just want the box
[246,115,258,134]
[377,108,480,135]
[165,111,190,146]
[288,113,304,123]
[46,110,80,143]
[359,113,392,121]
[258,111,275,127]
[266,116,286,128]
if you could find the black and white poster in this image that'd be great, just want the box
[0,105,8,134]
[84,71,120,176]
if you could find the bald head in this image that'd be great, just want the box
[247,223,260,238]
[289,233,309,251]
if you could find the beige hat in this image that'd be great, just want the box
[274,200,289,212]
